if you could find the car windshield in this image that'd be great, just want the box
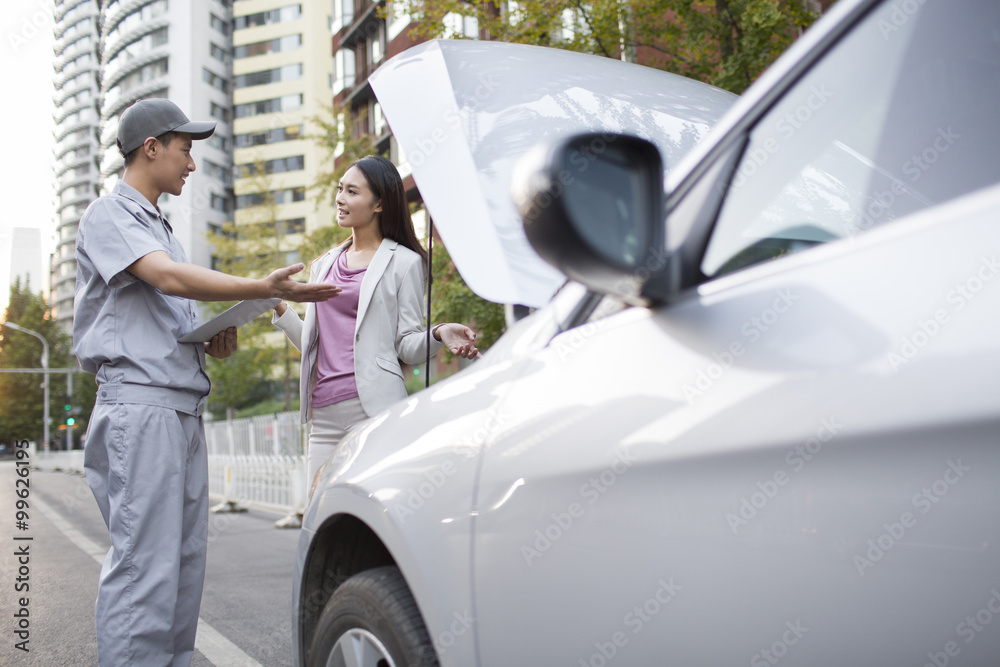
[701,0,1000,278]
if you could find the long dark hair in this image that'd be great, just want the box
[350,155,428,266]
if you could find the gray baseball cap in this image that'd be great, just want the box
[117,99,217,157]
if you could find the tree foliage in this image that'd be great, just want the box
[430,241,506,351]
[205,158,296,417]
[401,0,821,94]
[305,103,380,213]
[0,277,94,448]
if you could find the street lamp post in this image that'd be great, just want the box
[2,322,50,454]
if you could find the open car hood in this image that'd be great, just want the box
[370,40,737,308]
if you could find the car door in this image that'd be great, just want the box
[472,0,1000,664]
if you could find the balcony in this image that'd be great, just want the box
[54,35,93,68]
[100,76,170,125]
[335,1,379,50]
[101,0,155,38]
[54,115,97,144]
[53,281,77,307]
[54,98,91,125]
[102,47,169,97]
[53,77,96,107]
[102,16,170,69]
[54,10,96,43]
[54,0,94,25]
[54,130,94,161]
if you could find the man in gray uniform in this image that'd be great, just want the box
[74,98,340,666]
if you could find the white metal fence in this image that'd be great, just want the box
[31,411,309,516]
[204,411,308,514]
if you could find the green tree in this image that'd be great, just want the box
[0,277,94,448]
[430,241,506,351]
[401,0,822,94]
[305,102,379,212]
[206,157,293,417]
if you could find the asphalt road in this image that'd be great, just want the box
[0,459,302,666]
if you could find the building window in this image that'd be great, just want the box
[232,34,301,59]
[233,4,302,30]
[282,218,305,234]
[202,67,230,93]
[210,42,230,64]
[367,22,384,65]
[235,187,305,209]
[333,48,355,95]
[234,94,303,119]
[235,155,304,179]
[204,160,232,184]
[210,101,230,124]
[207,133,230,152]
[332,0,353,33]
[210,13,229,35]
[210,193,231,213]
[236,217,307,236]
[234,125,302,148]
[386,1,408,41]
[234,63,303,89]
[442,12,479,39]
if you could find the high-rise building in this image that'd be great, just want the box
[98,0,235,271]
[51,0,103,329]
[50,0,235,332]
[229,1,334,266]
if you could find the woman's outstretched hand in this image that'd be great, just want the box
[435,323,482,359]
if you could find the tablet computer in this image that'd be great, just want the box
[178,298,282,343]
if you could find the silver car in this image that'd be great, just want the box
[294,0,1000,665]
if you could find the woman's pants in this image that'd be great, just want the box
[308,397,368,489]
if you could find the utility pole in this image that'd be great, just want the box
[2,322,50,454]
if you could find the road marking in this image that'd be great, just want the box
[33,493,264,667]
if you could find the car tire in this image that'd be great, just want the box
[307,565,440,667]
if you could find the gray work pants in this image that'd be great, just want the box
[85,402,208,667]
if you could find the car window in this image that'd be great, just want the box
[701,0,1000,279]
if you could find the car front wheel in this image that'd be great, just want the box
[307,566,439,667]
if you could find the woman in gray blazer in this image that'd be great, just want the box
[273,156,480,485]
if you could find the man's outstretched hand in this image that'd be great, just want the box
[266,264,341,302]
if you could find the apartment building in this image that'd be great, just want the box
[330,1,480,240]
[98,0,235,271]
[51,0,235,330]
[51,0,103,329]
[230,0,334,263]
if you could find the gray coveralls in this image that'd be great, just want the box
[74,180,211,666]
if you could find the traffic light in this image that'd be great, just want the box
[63,394,74,427]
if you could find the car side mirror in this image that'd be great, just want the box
[511,133,665,305]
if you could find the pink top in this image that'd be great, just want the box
[312,251,367,408]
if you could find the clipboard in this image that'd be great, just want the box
[178,298,282,343]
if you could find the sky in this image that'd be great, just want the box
[0,3,58,313]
